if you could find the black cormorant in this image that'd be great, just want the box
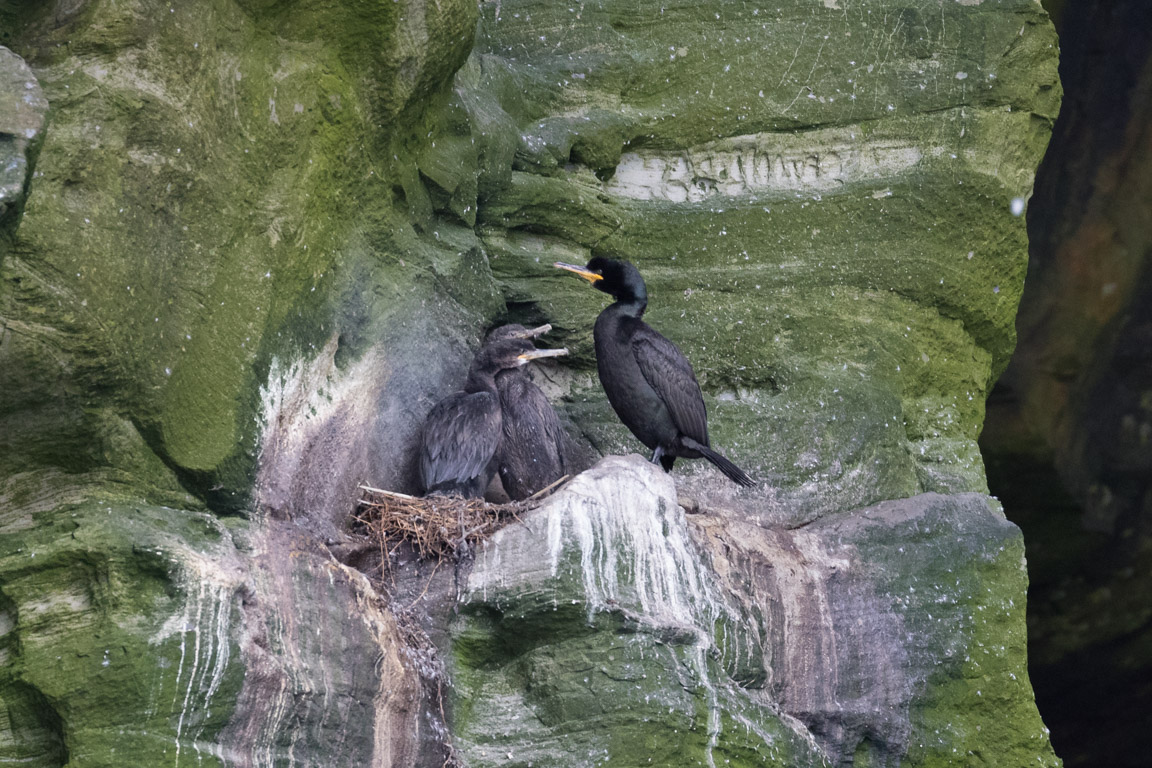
[417,337,569,497]
[484,324,569,500]
[555,257,755,487]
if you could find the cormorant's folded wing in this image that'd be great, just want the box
[630,323,710,445]
[419,392,502,490]
[497,376,566,497]
[499,377,565,466]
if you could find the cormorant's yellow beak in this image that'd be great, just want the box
[517,347,569,361]
[554,262,604,283]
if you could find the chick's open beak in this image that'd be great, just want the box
[517,347,569,361]
[554,262,604,283]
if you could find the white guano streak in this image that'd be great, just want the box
[152,561,234,767]
[468,458,759,768]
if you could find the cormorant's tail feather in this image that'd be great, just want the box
[682,438,756,487]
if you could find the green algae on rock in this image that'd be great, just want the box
[1,0,1062,764]
[462,0,1059,518]
[3,0,481,762]
[454,458,1059,767]
[454,457,829,768]
[0,0,485,513]
[0,500,419,767]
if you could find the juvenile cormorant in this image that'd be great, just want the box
[417,337,569,497]
[555,258,755,487]
[485,324,570,500]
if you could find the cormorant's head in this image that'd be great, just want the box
[474,338,568,376]
[554,257,647,305]
[485,323,553,345]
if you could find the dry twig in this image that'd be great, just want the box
[353,477,570,563]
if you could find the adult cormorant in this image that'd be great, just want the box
[485,324,569,500]
[555,257,755,487]
[418,337,569,497]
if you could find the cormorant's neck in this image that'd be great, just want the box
[611,292,647,318]
[463,366,499,394]
[610,273,648,318]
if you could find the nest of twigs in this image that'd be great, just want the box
[354,476,570,562]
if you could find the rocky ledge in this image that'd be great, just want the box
[452,455,1052,768]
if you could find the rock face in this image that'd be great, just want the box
[0,47,46,227]
[0,501,419,767]
[473,0,1061,521]
[1,1,1060,767]
[455,456,1047,768]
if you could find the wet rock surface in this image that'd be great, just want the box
[453,456,1051,767]
[1,0,1060,766]
[0,501,421,767]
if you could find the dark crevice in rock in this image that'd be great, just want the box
[983,1,1152,766]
